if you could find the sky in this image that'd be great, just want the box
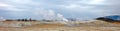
[0,0,120,20]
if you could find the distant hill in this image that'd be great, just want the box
[105,15,120,20]
[96,15,120,22]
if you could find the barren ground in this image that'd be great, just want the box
[0,21,120,31]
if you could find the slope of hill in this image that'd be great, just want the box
[105,15,120,20]
[96,15,120,21]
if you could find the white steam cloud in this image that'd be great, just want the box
[34,8,68,21]
[57,14,69,22]
[0,16,6,21]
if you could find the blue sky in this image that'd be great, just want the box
[0,0,120,20]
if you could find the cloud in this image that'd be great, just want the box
[0,3,10,7]
[0,0,119,20]
[88,0,106,4]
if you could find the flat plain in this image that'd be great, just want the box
[0,20,120,31]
